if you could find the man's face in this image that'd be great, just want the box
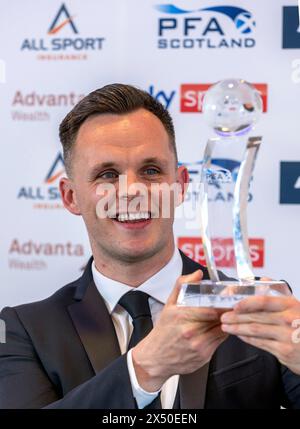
[60,108,187,263]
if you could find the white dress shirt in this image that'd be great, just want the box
[91,248,182,409]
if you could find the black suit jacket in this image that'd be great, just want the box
[0,250,300,409]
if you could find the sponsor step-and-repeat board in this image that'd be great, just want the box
[0,0,299,307]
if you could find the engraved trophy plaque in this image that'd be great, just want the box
[178,79,290,308]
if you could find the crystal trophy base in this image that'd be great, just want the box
[177,280,290,308]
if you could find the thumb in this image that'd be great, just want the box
[166,269,203,306]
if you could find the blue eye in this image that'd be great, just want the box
[145,168,159,175]
[100,171,118,179]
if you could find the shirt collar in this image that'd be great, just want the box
[92,248,183,314]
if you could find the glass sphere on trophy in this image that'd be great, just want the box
[178,79,290,308]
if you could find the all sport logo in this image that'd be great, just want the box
[21,3,106,60]
[48,3,78,35]
[17,153,65,209]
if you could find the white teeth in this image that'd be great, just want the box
[117,212,150,222]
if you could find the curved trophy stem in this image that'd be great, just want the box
[199,137,220,282]
[233,136,262,282]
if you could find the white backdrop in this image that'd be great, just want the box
[0,0,299,308]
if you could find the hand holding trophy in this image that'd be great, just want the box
[178,79,290,308]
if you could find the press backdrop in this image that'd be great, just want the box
[0,0,300,307]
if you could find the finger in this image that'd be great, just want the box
[200,320,224,334]
[237,335,281,357]
[256,279,292,297]
[178,305,224,322]
[190,331,228,368]
[221,322,288,341]
[233,296,292,314]
[167,269,203,306]
[221,311,283,326]
[205,334,228,357]
[182,320,223,338]
[182,309,221,323]
[199,325,229,351]
[193,324,228,350]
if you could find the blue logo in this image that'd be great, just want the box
[282,6,300,49]
[280,162,300,204]
[179,159,253,204]
[20,3,105,58]
[156,5,255,33]
[155,4,256,49]
[148,85,176,109]
[17,153,64,207]
[181,159,240,184]
[48,3,78,35]
[45,152,65,184]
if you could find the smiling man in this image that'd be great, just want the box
[1,84,300,409]
[60,103,184,285]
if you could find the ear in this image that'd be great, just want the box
[175,165,189,207]
[59,177,81,216]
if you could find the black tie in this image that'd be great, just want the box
[119,290,162,409]
[118,290,153,350]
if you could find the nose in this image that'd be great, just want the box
[118,170,148,210]
[127,170,140,195]
[118,171,139,199]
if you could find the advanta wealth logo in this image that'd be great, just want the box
[17,153,65,209]
[280,161,300,204]
[8,238,85,271]
[21,3,106,60]
[11,90,84,122]
[155,4,256,49]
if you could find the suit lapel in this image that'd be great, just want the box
[180,249,210,279]
[178,250,210,409]
[67,252,210,408]
[68,258,121,374]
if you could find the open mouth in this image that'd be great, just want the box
[111,211,151,222]
[109,211,152,229]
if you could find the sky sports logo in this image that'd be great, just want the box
[280,162,300,204]
[180,83,268,113]
[21,3,105,60]
[147,83,267,112]
[178,237,264,268]
[154,4,256,49]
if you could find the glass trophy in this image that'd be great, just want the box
[177,79,290,308]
